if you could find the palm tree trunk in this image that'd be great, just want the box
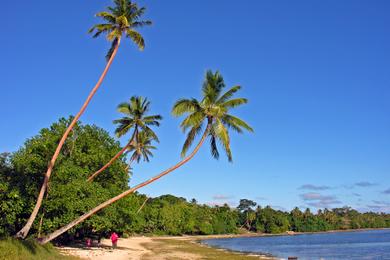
[15,38,122,239]
[38,124,211,244]
[87,138,134,182]
[88,127,138,182]
[37,192,50,238]
[136,197,149,214]
[37,213,45,238]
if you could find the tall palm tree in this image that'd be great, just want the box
[87,96,161,182]
[16,0,152,239]
[173,70,253,161]
[38,70,252,244]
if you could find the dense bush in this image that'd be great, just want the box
[131,195,238,235]
[1,118,131,241]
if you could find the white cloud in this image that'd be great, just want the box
[299,184,331,191]
[300,192,341,208]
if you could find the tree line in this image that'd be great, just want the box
[1,128,389,243]
[236,199,390,234]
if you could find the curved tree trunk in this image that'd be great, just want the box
[87,139,134,182]
[88,127,138,182]
[15,38,122,239]
[39,124,211,244]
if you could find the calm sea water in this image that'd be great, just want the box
[202,229,390,260]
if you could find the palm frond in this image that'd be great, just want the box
[126,29,145,50]
[116,100,132,116]
[114,119,134,137]
[131,20,152,28]
[213,118,232,162]
[139,125,159,143]
[172,98,200,116]
[202,70,225,104]
[222,98,248,109]
[217,85,241,104]
[209,134,220,159]
[88,24,113,35]
[222,114,253,133]
[181,124,204,157]
[95,12,116,23]
[129,6,146,20]
[143,115,162,126]
[180,112,205,133]
[140,97,150,113]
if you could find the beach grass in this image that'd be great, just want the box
[0,238,79,260]
[141,238,273,260]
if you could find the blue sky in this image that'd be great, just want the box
[1,0,389,213]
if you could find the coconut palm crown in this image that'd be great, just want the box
[88,0,152,60]
[172,70,253,162]
[114,96,162,143]
[126,130,157,164]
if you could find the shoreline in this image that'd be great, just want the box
[157,227,390,241]
[193,228,390,259]
[60,228,389,259]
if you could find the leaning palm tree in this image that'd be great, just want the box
[87,96,161,182]
[16,0,152,239]
[38,70,252,244]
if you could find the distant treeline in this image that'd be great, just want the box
[1,119,389,242]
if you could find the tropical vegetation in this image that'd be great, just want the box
[35,69,252,244]
[1,134,390,240]
[4,0,389,251]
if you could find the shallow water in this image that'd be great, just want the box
[202,229,390,260]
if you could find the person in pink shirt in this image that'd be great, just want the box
[86,238,91,248]
[110,232,119,248]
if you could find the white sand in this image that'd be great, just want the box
[59,237,153,260]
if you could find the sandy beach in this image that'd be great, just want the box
[58,235,271,260]
[58,237,154,260]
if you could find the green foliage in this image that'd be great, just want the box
[0,238,77,260]
[172,70,253,161]
[237,204,390,234]
[126,196,238,236]
[88,0,152,60]
[0,154,25,237]
[254,206,290,233]
[1,118,131,241]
